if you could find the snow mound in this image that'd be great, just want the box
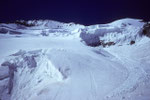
[109,18,144,27]
[1,50,64,100]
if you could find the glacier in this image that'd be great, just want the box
[0,18,150,100]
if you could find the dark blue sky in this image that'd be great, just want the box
[0,0,150,25]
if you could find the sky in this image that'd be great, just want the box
[0,0,150,25]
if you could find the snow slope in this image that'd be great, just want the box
[80,18,145,47]
[0,18,150,100]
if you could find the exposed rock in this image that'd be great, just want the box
[142,22,150,38]
[101,41,115,47]
[130,41,135,45]
[15,20,35,27]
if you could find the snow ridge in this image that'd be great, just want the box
[1,50,64,100]
[80,18,145,47]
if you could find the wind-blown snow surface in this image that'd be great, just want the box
[0,18,150,100]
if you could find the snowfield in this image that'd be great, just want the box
[0,18,150,100]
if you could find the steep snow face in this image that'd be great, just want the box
[80,18,145,47]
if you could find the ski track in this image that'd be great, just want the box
[103,44,150,100]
